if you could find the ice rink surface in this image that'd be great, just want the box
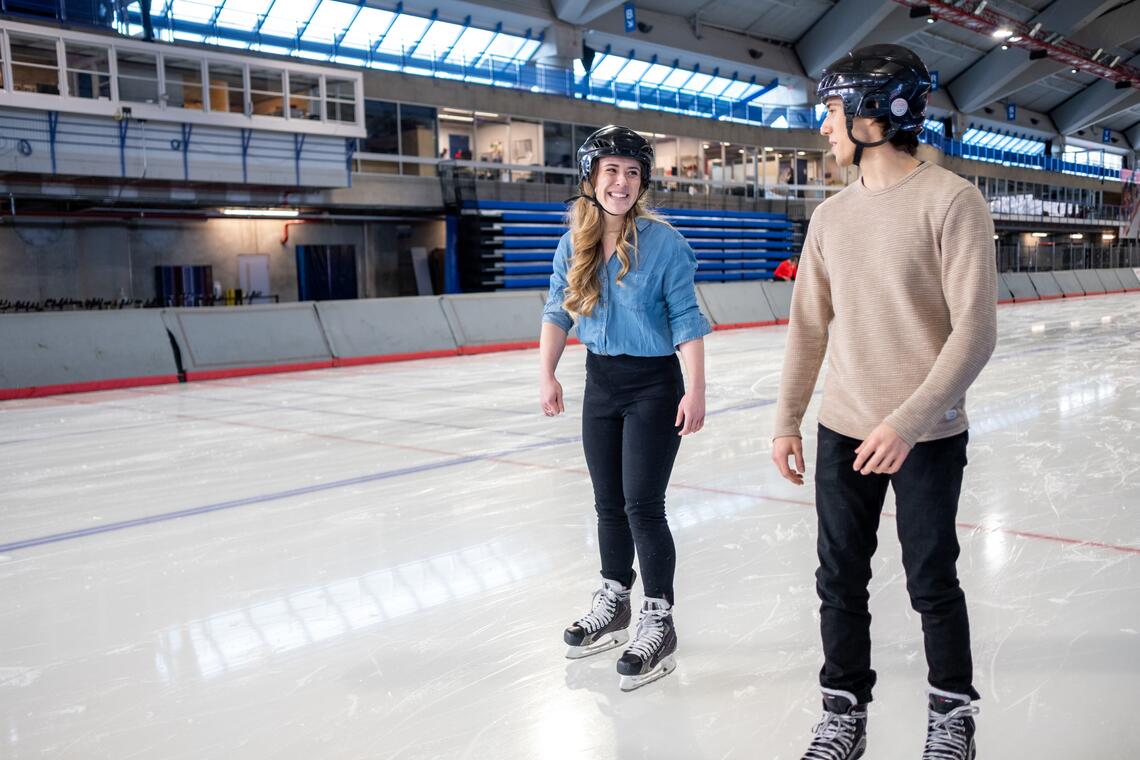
[2,294,1138,759]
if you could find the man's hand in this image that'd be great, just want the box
[771,436,805,485]
[853,422,911,475]
[540,376,564,416]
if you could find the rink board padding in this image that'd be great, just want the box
[1074,269,1106,295]
[1094,269,1125,293]
[761,280,794,322]
[1051,270,1084,296]
[996,276,1014,303]
[697,282,778,328]
[1002,272,1039,302]
[441,291,547,348]
[1114,268,1140,291]
[316,297,458,360]
[163,304,334,380]
[0,310,180,399]
[1027,272,1064,300]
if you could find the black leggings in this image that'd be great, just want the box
[581,352,685,605]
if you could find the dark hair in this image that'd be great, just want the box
[874,117,920,155]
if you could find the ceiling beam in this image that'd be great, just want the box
[1052,53,1140,134]
[948,0,1119,114]
[1124,120,1140,149]
[552,0,627,25]
[584,6,808,92]
[794,0,898,78]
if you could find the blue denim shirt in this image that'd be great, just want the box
[542,218,711,356]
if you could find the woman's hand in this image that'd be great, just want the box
[674,390,705,435]
[540,376,565,416]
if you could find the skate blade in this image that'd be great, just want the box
[618,654,676,691]
[565,630,629,660]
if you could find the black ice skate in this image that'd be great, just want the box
[616,597,677,691]
[800,689,867,760]
[922,688,979,760]
[563,573,634,659]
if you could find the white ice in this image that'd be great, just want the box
[1,294,1138,759]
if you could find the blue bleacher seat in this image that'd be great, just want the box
[461,200,801,291]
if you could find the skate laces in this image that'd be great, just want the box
[626,606,669,660]
[804,707,866,760]
[923,704,979,759]
[574,583,622,634]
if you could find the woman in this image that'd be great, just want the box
[539,125,710,692]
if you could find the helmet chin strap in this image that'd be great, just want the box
[845,115,898,167]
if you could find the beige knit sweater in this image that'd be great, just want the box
[773,161,997,446]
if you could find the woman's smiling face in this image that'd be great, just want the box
[593,156,643,216]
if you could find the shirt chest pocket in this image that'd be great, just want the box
[611,270,654,312]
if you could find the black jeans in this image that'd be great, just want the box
[814,424,980,704]
[581,352,685,605]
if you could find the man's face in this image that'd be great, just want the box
[820,97,883,167]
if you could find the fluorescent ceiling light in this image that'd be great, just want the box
[221,208,299,217]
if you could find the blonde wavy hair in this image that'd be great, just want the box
[562,174,663,318]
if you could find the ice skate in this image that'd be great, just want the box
[800,689,867,760]
[616,597,677,691]
[564,572,634,659]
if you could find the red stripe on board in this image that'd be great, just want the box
[0,374,180,400]
[1036,294,1064,300]
[184,361,335,382]
[997,299,1016,305]
[1012,297,1040,303]
[713,320,780,331]
[333,349,459,366]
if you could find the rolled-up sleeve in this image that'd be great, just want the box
[541,235,574,333]
[663,233,711,347]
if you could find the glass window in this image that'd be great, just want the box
[340,7,397,53]
[206,62,245,113]
[589,55,623,81]
[573,124,601,152]
[509,118,540,165]
[288,72,321,120]
[444,27,495,65]
[438,109,474,159]
[248,67,283,116]
[167,0,214,25]
[300,0,360,47]
[377,14,431,57]
[64,43,110,100]
[117,51,159,104]
[10,33,60,95]
[360,100,398,174]
[399,103,437,175]
[326,78,356,122]
[259,0,318,40]
[415,19,465,60]
[613,59,650,84]
[163,57,204,110]
[215,0,274,31]
[363,100,398,153]
[482,33,530,64]
[543,122,573,169]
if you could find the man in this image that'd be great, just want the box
[771,45,996,760]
